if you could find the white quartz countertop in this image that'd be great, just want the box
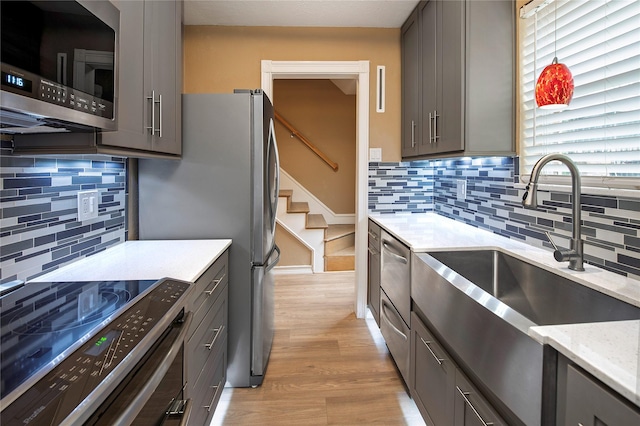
[30,240,232,283]
[370,212,640,407]
[530,321,640,407]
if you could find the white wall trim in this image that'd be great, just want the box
[262,60,369,319]
[280,168,355,225]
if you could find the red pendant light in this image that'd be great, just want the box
[535,56,574,110]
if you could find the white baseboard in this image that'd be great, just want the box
[273,265,314,275]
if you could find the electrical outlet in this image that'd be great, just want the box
[77,190,99,221]
[456,179,467,201]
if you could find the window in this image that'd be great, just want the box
[519,0,640,185]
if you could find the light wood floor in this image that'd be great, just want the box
[210,272,425,425]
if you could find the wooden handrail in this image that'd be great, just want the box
[274,111,339,171]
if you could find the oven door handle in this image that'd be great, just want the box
[178,398,192,426]
[113,312,193,425]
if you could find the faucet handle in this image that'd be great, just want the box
[544,231,578,263]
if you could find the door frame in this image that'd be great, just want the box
[261,60,369,319]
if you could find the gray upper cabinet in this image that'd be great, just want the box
[11,0,183,158]
[402,0,515,160]
[102,0,182,156]
[401,9,420,158]
[14,0,182,158]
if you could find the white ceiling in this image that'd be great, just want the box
[183,0,420,28]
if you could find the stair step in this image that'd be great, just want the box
[325,224,355,242]
[330,245,355,256]
[325,245,355,271]
[279,189,293,198]
[306,214,328,229]
[288,201,309,214]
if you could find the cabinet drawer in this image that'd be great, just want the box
[368,220,381,251]
[189,343,227,426]
[380,290,410,386]
[190,250,228,329]
[411,312,456,426]
[454,369,506,426]
[186,284,228,390]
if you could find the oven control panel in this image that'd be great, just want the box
[0,279,190,426]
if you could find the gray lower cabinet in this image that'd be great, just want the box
[401,0,514,159]
[411,312,506,426]
[556,355,640,426]
[367,220,381,326]
[454,370,506,426]
[185,249,229,424]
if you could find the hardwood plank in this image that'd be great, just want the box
[210,272,425,425]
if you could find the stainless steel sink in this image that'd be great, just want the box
[411,250,640,426]
[428,249,640,327]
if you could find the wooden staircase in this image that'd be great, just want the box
[324,224,355,271]
[278,189,355,272]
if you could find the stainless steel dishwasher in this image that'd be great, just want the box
[379,229,411,385]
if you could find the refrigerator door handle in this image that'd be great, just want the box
[266,244,281,273]
[267,118,280,232]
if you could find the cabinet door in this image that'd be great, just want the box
[401,9,420,158]
[436,0,465,154]
[411,312,455,426]
[454,370,506,426]
[419,0,437,155]
[563,364,640,426]
[102,0,150,151]
[149,0,181,155]
[367,221,381,326]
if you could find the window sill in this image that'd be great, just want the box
[516,176,640,199]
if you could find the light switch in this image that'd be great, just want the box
[369,148,382,162]
[456,179,467,201]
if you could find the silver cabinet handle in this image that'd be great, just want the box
[456,386,494,426]
[367,246,379,255]
[411,120,416,148]
[146,91,162,136]
[382,241,408,264]
[204,273,226,296]
[146,90,156,135]
[433,110,439,142]
[428,112,433,144]
[157,94,162,138]
[205,325,224,350]
[368,230,379,240]
[381,300,407,340]
[204,379,224,412]
[420,337,444,365]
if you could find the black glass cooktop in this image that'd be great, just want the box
[0,280,157,400]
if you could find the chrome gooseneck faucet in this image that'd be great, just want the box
[522,153,585,271]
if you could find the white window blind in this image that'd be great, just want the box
[519,0,640,182]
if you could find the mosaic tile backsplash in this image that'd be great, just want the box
[369,157,640,281]
[1,149,127,283]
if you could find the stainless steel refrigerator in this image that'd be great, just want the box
[138,90,280,387]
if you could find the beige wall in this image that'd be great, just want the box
[274,79,355,214]
[275,223,311,267]
[184,25,402,161]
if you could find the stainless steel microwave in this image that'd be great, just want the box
[0,0,119,134]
